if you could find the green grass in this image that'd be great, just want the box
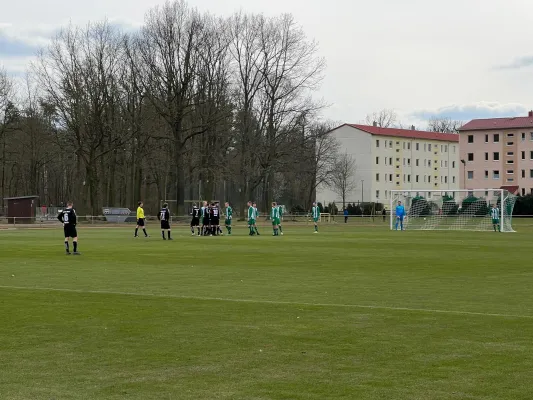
[1,222,533,399]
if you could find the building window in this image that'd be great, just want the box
[445,176,448,183]
[445,161,448,167]
[522,151,526,160]
[407,143,411,150]
[376,139,380,147]
[493,170,500,179]
[396,141,400,146]
[407,159,411,166]
[416,175,419,183]
[453,176,456,183]
[424,143,427,151]
[396,157,400,163]
[522,132,526,141]
[507,133,514,138]
[452,161,456,168]
[416,143,419,151]
[428,160,432,167]
[389,140,393,147]
[522,188,526,196]
[530,132,533,141]
[493,152,499,161]
[508,178,514,182]
[389,174,393,181]
[507,159,514,164]
[428,176,431,183]
[485,152,489,161]
[376,173,380,182]
[522,170,526,178]
[385,158,388,166]
[468,135,474,143]
[467,153,474,161]
[494,134,500,143]
[385,190,388,199]
[445,145,448,152]
[485,134,489,143]
[506,141,514,146]
[396,182,400,185]
[531,151,533,160]
[507,152,514,156]
[453,145,456,153]
[485,170,488,179]
[530,169,533,178]
[376,190,380,199]
[467,171,474,179]
[416,159,419,167]
[507,169,513,174]
[403,142,406,149]
[389,157,392,165]
[428,144,432,151]
[396,174,400,178]
[376,156,379,164]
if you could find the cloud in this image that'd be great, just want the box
[495,56,533,70]
[409,102,530,122]
[0,31,40,57]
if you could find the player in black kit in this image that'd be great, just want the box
[212,202,221,235]
[158,203,172,240]
[191,203,200,236]
[57,201,80,255]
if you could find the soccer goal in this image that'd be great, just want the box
[389,189,517,232]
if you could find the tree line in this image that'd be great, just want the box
[0,0,343,217]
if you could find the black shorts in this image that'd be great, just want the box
[64,225,77,238]
[191,217,200,227]
[212,217,220,226]
[161,221,170,230]
[203,217,210,226]
[137,218,145,227]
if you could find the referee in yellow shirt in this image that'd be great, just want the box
[134,201,149,238]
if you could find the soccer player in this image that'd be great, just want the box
[191,203,201,236]
[158,203,172,240]
[311,202,320,233]
[57,201,80,255]
[491,204,501,232]
[135,201,149,237]
[224,202,233,235]
[277,204,284,235]
[201,201,209,236]
[271,202,281,236]
[212,202,221,236]
[247,201,259,235]
[395,201,405,231]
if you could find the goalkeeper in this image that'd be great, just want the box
[395,201,405,231]
[490,204,501,232]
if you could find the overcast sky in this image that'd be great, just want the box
[1,0,532,127]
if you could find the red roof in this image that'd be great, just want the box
[460,116,533,131]
[341,124,459,142]
[500,185,519,195]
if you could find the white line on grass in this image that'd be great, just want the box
[1,285,532,320]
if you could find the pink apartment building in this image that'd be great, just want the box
[459,111,533,196]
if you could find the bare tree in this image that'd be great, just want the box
[0,69,17,202]
[426,117,463,133]
[364,109,398,128]
[330,152,357,209]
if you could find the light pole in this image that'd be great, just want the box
[460,159,466,189]
[361,179,364,215]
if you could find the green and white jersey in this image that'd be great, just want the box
[271,207,280,219]
[491,207,500,220]
[226,206,233,219]
[253,207,258,219]
[278,206,283,218]
[248,206,255,220]
[312,205,320,219]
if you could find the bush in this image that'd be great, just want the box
[410,196,431,216]
[513,194,533,215]
[461,196,488,216]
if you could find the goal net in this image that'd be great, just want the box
[390,189,517,232]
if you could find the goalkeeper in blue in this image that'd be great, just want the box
[395,201,405,231]
[490,204,501,232]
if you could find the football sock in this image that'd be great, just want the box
[254,227,259,234]
[314,225,318,232]
[278,225,282,233]
[228,226,231,234]
[73,241,78,252]
[191,226,194,234]
[143,228,147,237]
[167,231,171,239]
[65,241,69,252]
[134,228,138,236]
[162,231,165,239]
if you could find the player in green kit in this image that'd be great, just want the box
[247,201,259,235]
[277,204,284,235]
[311,202,320,233]
[490,204,501,232]
[271,202,281,236]
[224,202,233,235]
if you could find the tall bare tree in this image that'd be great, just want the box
[0,68,17,203]
[364,109,398,128]
[426,117,463,133]
[330,152,357,209]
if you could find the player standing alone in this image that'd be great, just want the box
[271,202,281,236]
[135,201,149,237]
[395,201,405,231]
[311,202,320,233]
[224,202,233,235]
[191,203,200,236]
[57,201,80,255]
[158,203,172,240]
[491,204,501,232]
[277,204,284,235]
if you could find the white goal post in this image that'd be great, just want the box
[389,189,517,232]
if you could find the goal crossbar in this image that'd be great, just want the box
[389,189,517,232]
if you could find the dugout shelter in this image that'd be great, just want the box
[3,195,39,224]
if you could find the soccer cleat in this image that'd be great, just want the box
[73,252,81,255]
[66,252,71,255]
[134,235,138,238]
[314,231,318,234]
[280,232,284,235]
[162,237,166,240]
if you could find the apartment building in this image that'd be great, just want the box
[459,112,533,196]
[316,124,460,206]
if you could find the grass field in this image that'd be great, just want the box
[1,221,533,399]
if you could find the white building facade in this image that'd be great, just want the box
[316,124,461,208]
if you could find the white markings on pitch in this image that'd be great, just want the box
[1,284,532,320]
